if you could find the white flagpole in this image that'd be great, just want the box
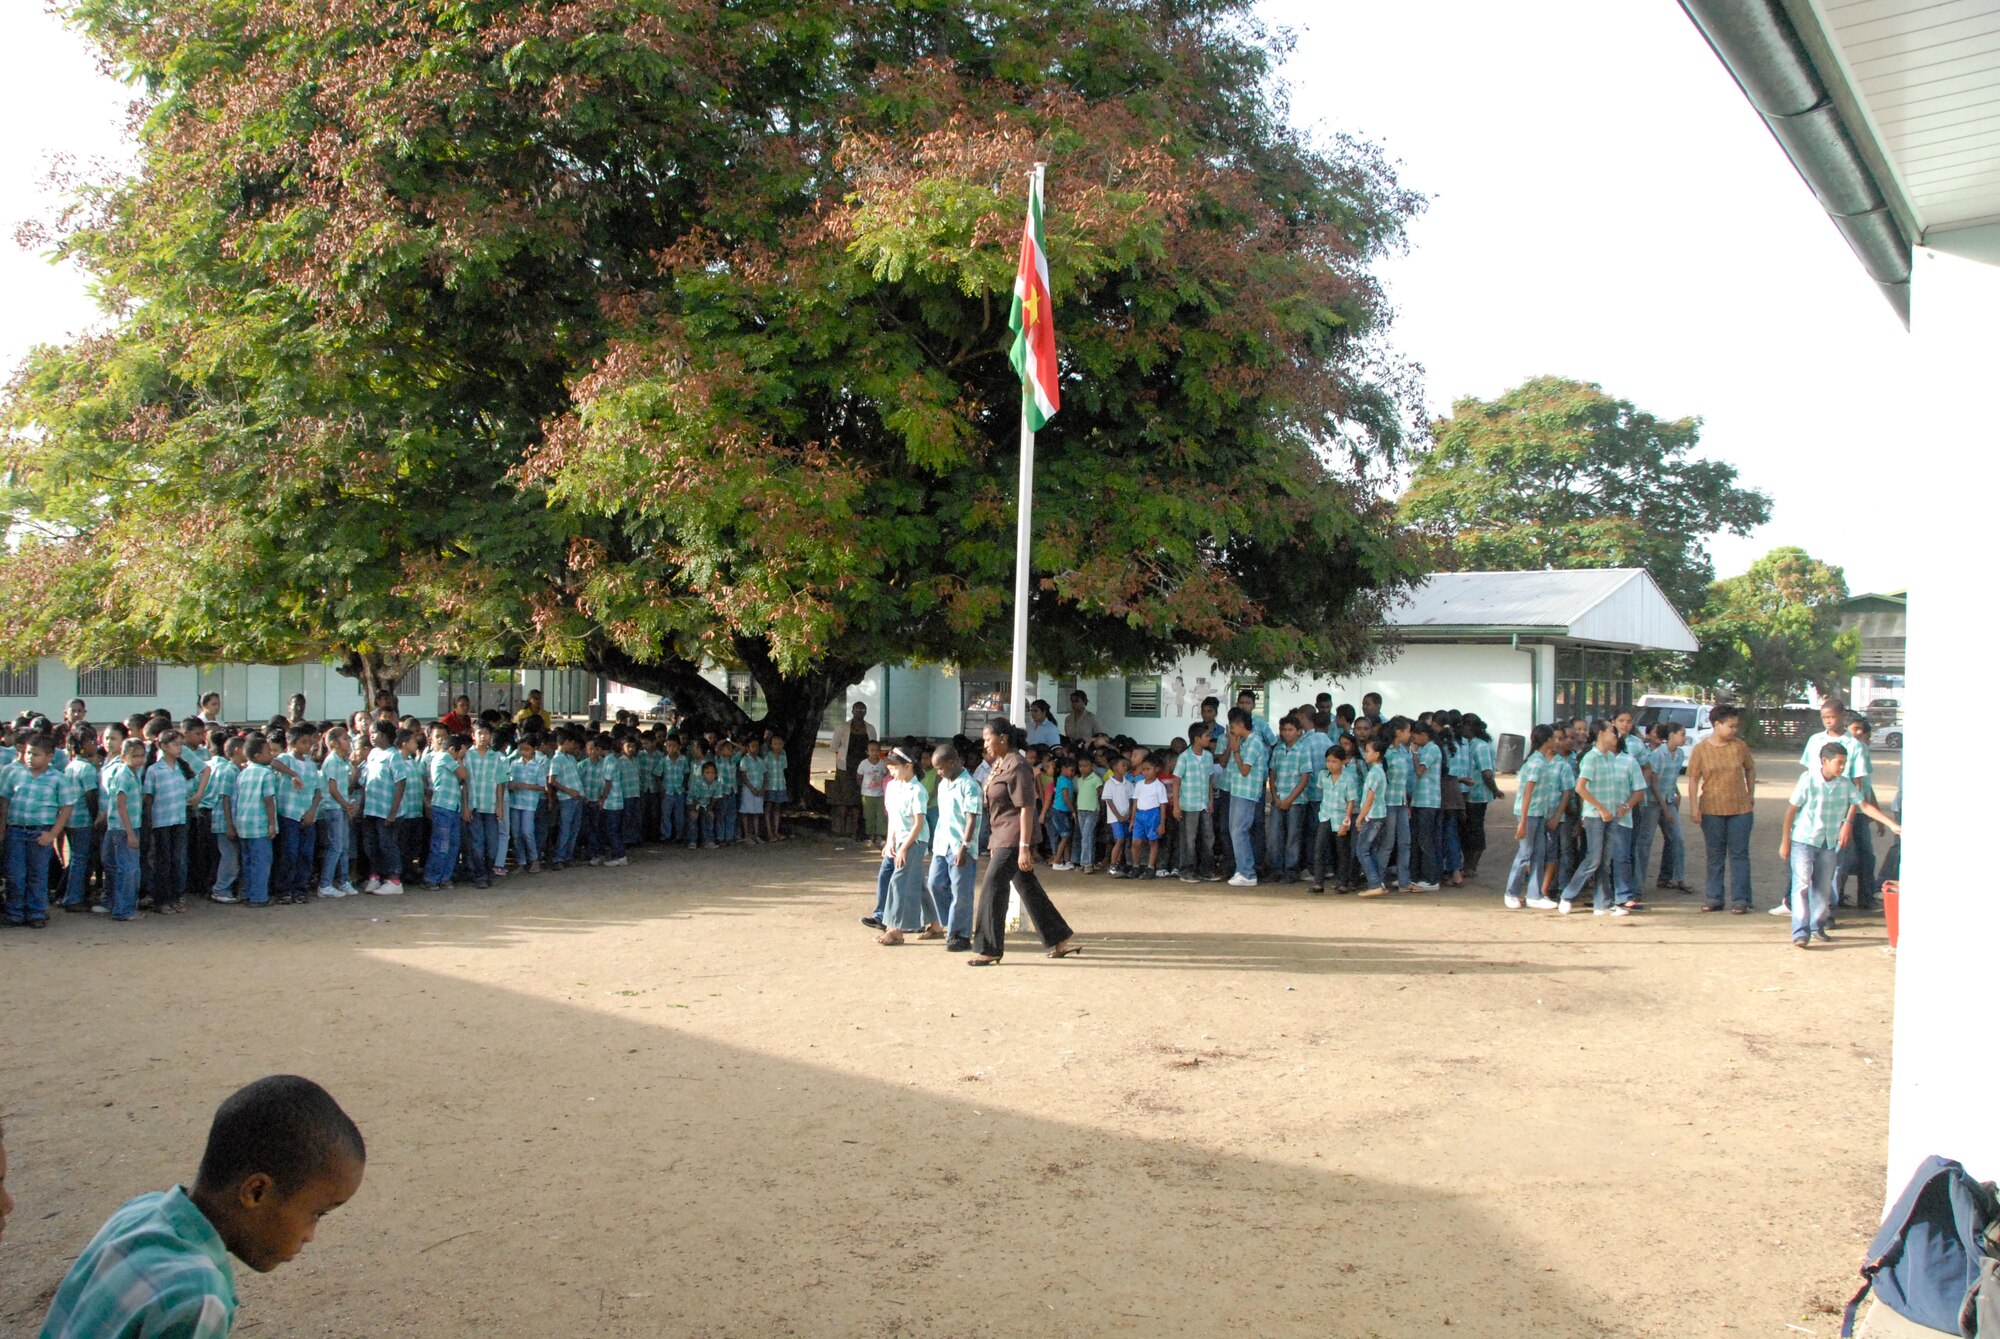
[1008,162,1045,730]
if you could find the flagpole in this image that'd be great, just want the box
[1008,161,1045,729]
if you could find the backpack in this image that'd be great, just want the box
[1843,1156,1999,1337]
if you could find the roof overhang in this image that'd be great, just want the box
[1680,0,2000,327]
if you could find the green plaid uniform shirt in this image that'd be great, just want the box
[1411,741,1443,808]
[38,1187,236,1339]
[618,754,641,803]
[1174,748,1214,810]
[1513,751,1553,818]
[231,764,277,839]
[1789,772,1860,848]
[1383,743,1414,807]
[933,771,981,853]
[659,753,690,795]
[206,763,238,835]
[1319,765,1359,824]
[360,749,404,820]
[1223,733,1268,801]
[510,756,549,811]
[143,759,191,828]
[1465,736,1497,803]
[1268,738,1312,806]
[1578,748,1644,828]
[428,751,464,812]
[275,754,320,822]
[320,752,354,811]
[548,749,583,798]
[100,761,144,836]
[5,765,80,826]
[396,754,426,819]
[463,747,510,814]
[1296,730,1332,799]
[1357,762,1388,821]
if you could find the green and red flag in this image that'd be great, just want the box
[1008,169,1058,430]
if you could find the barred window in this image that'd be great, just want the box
[1123,675,1163,719]
[0,665,38,697]
[395,664,422,694]
[78,664,159,697]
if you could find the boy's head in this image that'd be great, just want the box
[1819,697,1847,734]
[192,1075,364,1274]
[1323,747,1344,774]
[121,738,148,766]
[472,723,493,749]
[1410,720,1431,743]
[1139,755,1160,780]
[428,723,451,748]
[1819,741,1849,778]
[1110,754,1129,775]
[1848,717,1871,740]
[933,743,962,779]
[24,735,54,771]
[516,735,538,758]
[372,721,397,749]
[1059,755,1078,776]
[1278,717,1300,742]
[587,736,609,757]
[701,761,718,778]
[221,735,247,761]
[244,732,274,764]
[287,723,317,753]
[1189,724,1211,752]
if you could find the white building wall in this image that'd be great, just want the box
[1888,248,1999,1200]
[0,657,423,727]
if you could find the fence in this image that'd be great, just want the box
[1742,707,1822,746]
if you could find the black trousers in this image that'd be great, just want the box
[1461,802,1488,857]
[972,847,1073,958]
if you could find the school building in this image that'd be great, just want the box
[834,569,1698,754]
[0,656,599,727]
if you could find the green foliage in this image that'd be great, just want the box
[1689,547,1859,709]
[4,0,1430,750]
[1400,377,1771,617]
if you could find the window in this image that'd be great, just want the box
[0,665,37,697]
[78,664,158,697]
[1552,648,1630,721]
[1123,674,1162,718]
[725,670,763,712]
[395,664,423,695]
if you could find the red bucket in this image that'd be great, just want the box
[1883,882,1900,948]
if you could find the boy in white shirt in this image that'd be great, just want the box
[856,741,889,842]
[1100,756,1134,878]
[1130,755,1170,878]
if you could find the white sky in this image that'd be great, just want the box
[1,2,1917,594]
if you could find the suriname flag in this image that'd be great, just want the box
[1008,170,1058,430]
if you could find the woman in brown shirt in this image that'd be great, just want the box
[971,718,1081,965]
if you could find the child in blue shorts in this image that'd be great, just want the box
[1131,754,1169,877]
[1101,755,1134,877]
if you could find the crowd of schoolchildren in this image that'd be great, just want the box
[843,687,1904,952]
[0,693,801,928]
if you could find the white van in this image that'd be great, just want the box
[1635,695,1713,765]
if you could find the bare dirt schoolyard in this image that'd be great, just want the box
[0,763,1895,1337]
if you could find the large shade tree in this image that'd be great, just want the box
[3,0,1429,796]
[1689,546,1858,719]
[1399,376,1771,617]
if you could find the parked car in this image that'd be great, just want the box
[1635,696,1712,766]
[1877,724,1905,750]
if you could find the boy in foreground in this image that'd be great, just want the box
[41,1075,364,1339]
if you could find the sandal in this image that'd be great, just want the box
[876,930,905,945]
[967,955,1002,966]
[1046,942,1083,959]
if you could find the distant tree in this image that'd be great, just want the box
[2,0,1430,796]
[1689,547,1858,716]
[1399,377,1771,616]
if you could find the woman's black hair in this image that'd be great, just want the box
[1589,717,1617,744]
[1460,714,1491,742]
[1361,735,1386,760]
[1529,723,1555,752]
[982,716,1026,751]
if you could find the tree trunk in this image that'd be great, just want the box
[732,636,867,807]
[336,649,412,716]
[579,641,747,730]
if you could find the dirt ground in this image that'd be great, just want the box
[0,755,1898,1338]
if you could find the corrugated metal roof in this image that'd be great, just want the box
[1389,569,1700,653]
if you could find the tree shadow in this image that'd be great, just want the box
[0,940,1635,1338]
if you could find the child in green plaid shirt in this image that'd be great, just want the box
[2,735,81,927]
[227,732,280,908]
[584,734,627,866]
[1780,741,1900,948]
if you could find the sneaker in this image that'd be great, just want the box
[492,866,509,878]
[1526,897,1560,910]
[605,857,628,867]
[1356,885,1388,898]
[380,880,404,895]
[1179,873,1203,884]
[860,916,886,930]
[1592,906,1610,916]
[1794,938,1811,950]
[1558,900,1575,915]
[1410,881,1441,892]
[337,882,360,897]
[1608,906,1631,917]
[1503,894,1523,909]
[1051,861,1072,871]
[1154,868,1170,879]
[362,877,382,893]
[1767,903,1790,916]
[588,856,604,867]
[1226,873,1258,888]
[701,842,716,850]
[209,892,240,904]
[89,904,111,915]
[317,885,339,898]
[1814,930,1833,943]
[1204,873,1225,882]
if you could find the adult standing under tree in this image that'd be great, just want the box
[828,702,876,838]
[1063,691,1102,746]
[969,719,1079,966]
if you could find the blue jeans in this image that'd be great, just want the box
[60,825,97,907]
[1075,812,1099,868]
[317,807,350,888]
[239,835,274,905]
[928,845,978,939]
[100,828,140,918]
[1562,817,1634,910]
[1840,817,1878,905]
[1503,824,1548,900]
[1656,802,1685,883]
[691,804,716,847]
[1386,806,1412,886]
[5,826,56,922]
[511,807,541,865]
[1228,794,1260,879]
[1441,810,1464,875]
[1630,802,1659,897]
[658,793,686,844]
[1700,811,1755,909]
[465,811,501,881]
[1274,802,1311,877]
[1356,816,1389,888]
[554,798,582,863]
[882,844,932,932]
[590,805,625,860]
[718,796,739,844]
[277,816,317,897]
[1789,841,1837,941]
[424,808,462,885]
[212,831,239,894]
